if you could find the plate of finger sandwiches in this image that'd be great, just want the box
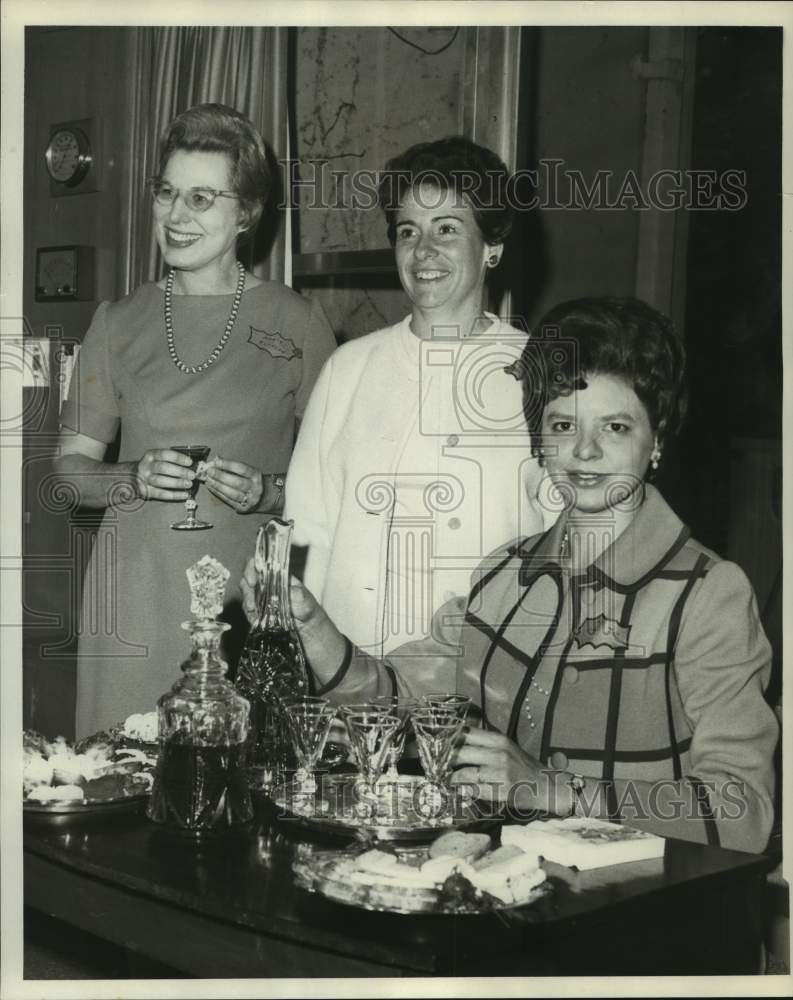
[292,829,551,915]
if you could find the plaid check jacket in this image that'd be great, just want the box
[324,486,778,852]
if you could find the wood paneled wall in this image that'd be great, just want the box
[23,27,129,738]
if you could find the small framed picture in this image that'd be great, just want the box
[35,245,95,302]
[21,339,50,388]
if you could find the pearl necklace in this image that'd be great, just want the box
[524,676,551,729]
[164,260,246,374]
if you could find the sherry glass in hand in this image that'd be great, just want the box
[170,445,212,531]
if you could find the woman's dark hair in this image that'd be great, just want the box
[157,103,271,236]
[518,297,687,454]
[377,136,513,246]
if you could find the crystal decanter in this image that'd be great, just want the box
[147,555,253,834]
[236,517,309,790]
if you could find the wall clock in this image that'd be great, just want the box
[35,245,95,302]
[44,118,98,195]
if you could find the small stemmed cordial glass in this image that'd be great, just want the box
[343,711,399,817]
[410,705,466,816]
[420,692,472,721]
[336,702,389,768]
[170,444,212,530]
[371,695,418,780]
[283,696,337,795]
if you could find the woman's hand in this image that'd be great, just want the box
[241,558,258,625]
[205,458,263,513]
[135,449,193,501]
[449,727,574,815]
[240,565,346,684]
[288,577,324,627]
[240,566,322,629]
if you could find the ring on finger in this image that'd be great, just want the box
[239,489,252,509]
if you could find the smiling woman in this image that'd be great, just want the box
[273,296,778,854]
[540,374,657,517]
[53,104,336,738]
[270,136,548,660]
[525,296,684,548]
[151,150,246,290]
[392,183,499,331]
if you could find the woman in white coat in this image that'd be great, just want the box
[280,137,547,656]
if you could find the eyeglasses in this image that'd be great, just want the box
[149,179,239,213]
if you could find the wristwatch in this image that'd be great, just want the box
[568,773,587,817]
[271,474,285,509]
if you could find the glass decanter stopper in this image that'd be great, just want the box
[147,556,253,834]
[236,517,309,790]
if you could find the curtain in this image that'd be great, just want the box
[117,27,289,295]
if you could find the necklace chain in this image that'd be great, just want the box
[164,261,246,374]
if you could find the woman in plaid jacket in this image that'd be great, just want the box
[250,297,778,852]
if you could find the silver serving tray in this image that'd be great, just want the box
[23,792,149,823]
[292,845,551,915]
[247,741,351,793]
[270,773,488,841]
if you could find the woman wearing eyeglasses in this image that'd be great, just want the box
[55,104,335,737]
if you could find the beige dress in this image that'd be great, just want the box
[61,281,335,737]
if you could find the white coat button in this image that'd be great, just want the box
[550,751,569,770]
[447,434,459,446]
[564,666,579,684]
[448,517,461,530]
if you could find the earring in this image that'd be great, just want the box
[650,445,662,471]
[487,254,500,267]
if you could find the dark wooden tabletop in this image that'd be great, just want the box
[24,797,776,978]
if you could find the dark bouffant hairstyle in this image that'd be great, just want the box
[518,297,687,454]
[377,136,513,246]
[156,103,271,236]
